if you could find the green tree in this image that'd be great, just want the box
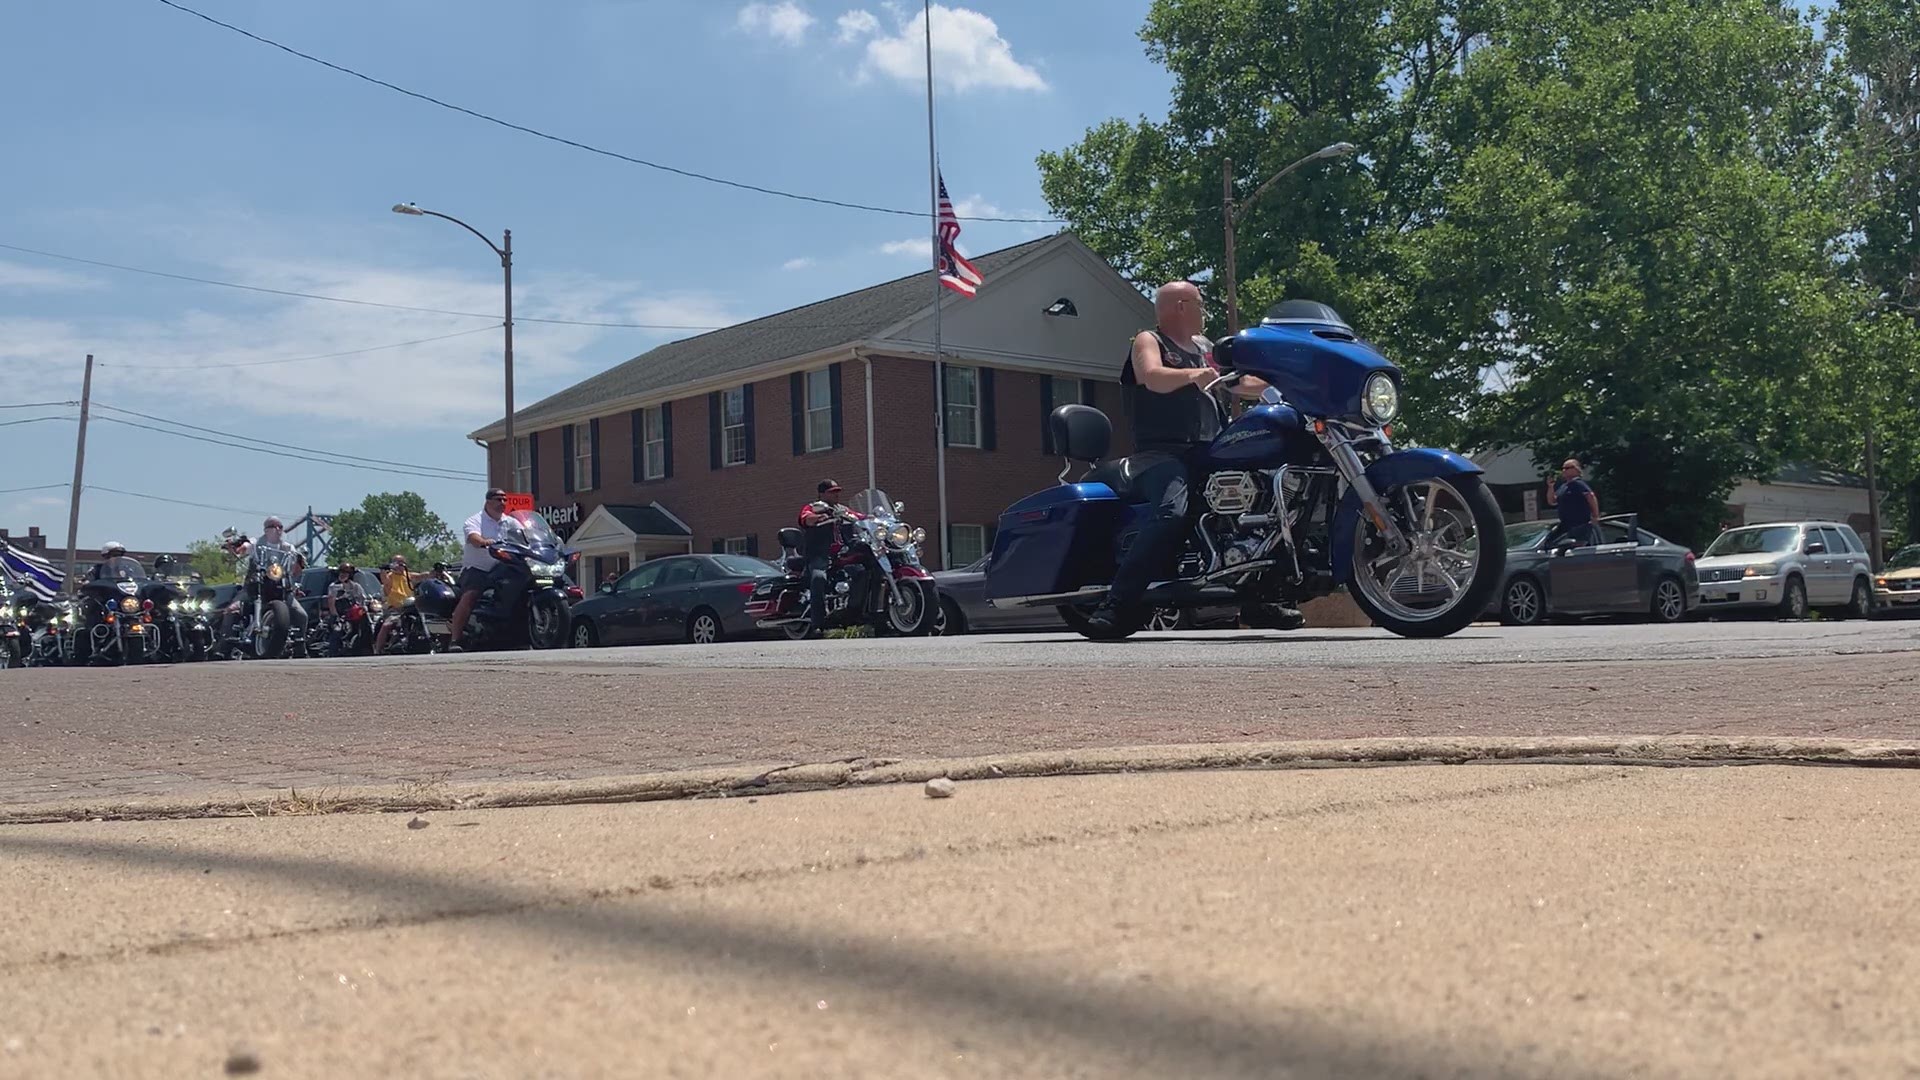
[325,492,457,569]
[185,539,238,585]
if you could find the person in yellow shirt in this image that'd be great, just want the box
[372,554,424,654]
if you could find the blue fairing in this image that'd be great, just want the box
[1223,321,1398,420]
[1329,448,1483,583]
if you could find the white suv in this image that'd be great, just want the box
[1694,521,1874,620]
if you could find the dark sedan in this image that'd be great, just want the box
[570,553,782,647]
[1487,515,1700,625]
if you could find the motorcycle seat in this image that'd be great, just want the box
[1082,454,1174,504]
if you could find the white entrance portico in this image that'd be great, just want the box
[567,503,694,585]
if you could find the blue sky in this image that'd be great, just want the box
[0,0,1168,553]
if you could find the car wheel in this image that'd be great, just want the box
[1836,578,1873,621]
[933,597,964,636]
[1145,607,1188,632]
[1500,576,1546,627]
[572,620,598,649]
[687,610,723,645]
[1778,576,1808,621]
[1650,576,1687,624]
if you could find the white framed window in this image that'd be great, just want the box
[512,435,532,493]
[642,406,666,481]
[723,536,749,556]
[1048,375,1087,407]
[804,369,834,452]
[947,524,986,569]
[722,387,748,466]
[572,421,594,492]
[944,365,980,448]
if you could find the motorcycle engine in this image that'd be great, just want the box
[1203,472,1261,515]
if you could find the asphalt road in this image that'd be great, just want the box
[5,619,1917,815]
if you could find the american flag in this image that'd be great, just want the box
[936,172,984,298]
[0,542,65,603]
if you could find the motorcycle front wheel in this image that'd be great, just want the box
[883,580,938,636]
[527,595,570,650]
[1346,472,1505,639]
[260,601,290,659]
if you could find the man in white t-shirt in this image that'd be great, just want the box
[448,487,507,651]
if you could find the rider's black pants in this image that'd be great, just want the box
[805,556,831,625]
[1107,448,1204,610]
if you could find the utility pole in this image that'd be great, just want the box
[1222,157,1240,333]
[1865,425,1882,571]
[62,354,94,590]
[502,228,515,481]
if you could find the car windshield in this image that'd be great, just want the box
[499,511,559,548]
[711,555,777,577]
[1705,526,1800,557]
[1887,546,1920,571]
[1504,522,1554,550]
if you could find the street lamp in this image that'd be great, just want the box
[1221,142,1358,333]
[392,202,515,483]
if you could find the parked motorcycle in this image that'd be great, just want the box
[747,489,939,639]
[139,575,213,663]
[26,598,76,666]
[217,530,306,660]
[76,568,154,665]
[409,510,578,651]
[986,300,1506,640]
[320,583,380,658]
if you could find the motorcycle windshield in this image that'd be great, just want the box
[499,510,560,550]
[253,544,298,581]
[851,489,895,523]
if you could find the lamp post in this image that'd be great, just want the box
[392,203,515,482]
[1221,142,1357,333]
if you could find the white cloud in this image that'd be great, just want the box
[855,5,1045,93]
[836,9,880,42]
[736,1,815,45]
[781,256,817,271]
[947,194,1002,221]
[0,259,99,291]
[879,238,931,258]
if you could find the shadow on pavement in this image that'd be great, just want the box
[1,830,1599,1080]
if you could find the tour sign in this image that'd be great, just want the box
[504,493,535,514]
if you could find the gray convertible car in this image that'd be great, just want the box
[1486,515,1700,625]
[570,553,783,647]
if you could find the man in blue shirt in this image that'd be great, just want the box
[1544,458,1601,547]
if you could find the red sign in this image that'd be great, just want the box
[503,493,535,514]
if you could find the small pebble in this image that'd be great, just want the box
[224,1045,261,1075]
[924,777,956,799]
[406,816,429,830]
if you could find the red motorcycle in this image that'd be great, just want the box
[747,489,938,639]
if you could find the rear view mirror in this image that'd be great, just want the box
[1805,542,1826,555]
[598,583,614,595]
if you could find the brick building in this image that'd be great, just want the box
[0,525,193,580]
[468,234,1156,581]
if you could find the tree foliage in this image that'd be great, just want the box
[326,492,457,569]
[185,539,237,585]
[1039,0,1915,550]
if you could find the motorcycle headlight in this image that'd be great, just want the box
[119,598,139,614]
[1361,373,1400,424]
[910,527,926,546]
[886,524,912,547]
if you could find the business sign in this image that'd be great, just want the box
[538,502,583,539]
[503,493,535,514]
[1522,490,1539,521]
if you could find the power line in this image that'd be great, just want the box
[85,484,279,518]
[153,0,1065,225]
[0,483,70,496]
[0,401,78,410]
[100,324,504,370]
[0,415,76,429]
[93,416,482,483]
[93,404,485,478]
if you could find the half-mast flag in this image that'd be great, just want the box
[936,172,984,298]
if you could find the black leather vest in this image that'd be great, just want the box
[1122,331,1221,451]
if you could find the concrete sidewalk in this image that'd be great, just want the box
[4,763,1919,1078]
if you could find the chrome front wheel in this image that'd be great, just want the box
[1348,473,1505,638]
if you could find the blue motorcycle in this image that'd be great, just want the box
[986,300,1506,640]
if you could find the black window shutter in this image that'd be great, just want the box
[789,373,806,456]
[711,539,725,553]
[630,409,644,483]
[829,363,844,449]
[980,368,997,451]
[662,402,674,478]
[562,425,576,494]
[743,384,757,464]
[707,392,722,470]
[528,430,541,500]
[1040,375,1055,455]
[1081,378,1097,408]
[589,418,601,490]
[746,533,759,557]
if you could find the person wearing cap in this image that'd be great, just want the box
[449,488,509,651]
[87,541,145,582]
[796,479,858,631]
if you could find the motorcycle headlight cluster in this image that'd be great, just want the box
[531,561,564,577]
[885,524,914,547]
[119,597,140,614]
[1361,373,1400,424]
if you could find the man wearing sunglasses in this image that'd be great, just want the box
[449,488,509,652]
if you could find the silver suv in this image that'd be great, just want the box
[1694,521,1874,620]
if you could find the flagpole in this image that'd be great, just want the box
[924,0,950,569]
